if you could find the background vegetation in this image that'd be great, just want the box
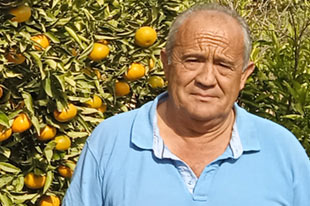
[0,0,309,205]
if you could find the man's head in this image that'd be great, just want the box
[165,3,252,71]
[161,3,255,123]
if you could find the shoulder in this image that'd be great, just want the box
[235,104,307,157]
[85,100,154,155]
[92,99,153,136]
[236,104,294,138]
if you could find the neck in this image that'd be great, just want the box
[158,99,235,140]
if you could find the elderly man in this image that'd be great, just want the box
[63,3,310,206]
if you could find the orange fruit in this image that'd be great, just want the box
[125,63,145,81]
[85,95,102,109]
[71,48,78,56]
[94,69,101,79]
[6,52,26,64]
[97,104,107,113]
[53,103,77,122]
[39,195,60,206]
[12,113,32,133]
[89,42,109,61]
[31,34,50,50]
[24,172,46,189]
[135,26,157,47]
[148,76,165,89]
[9,5,31,23]
[115,82,130,97]
[149,58,155,69]
[0,126,12,142]
[0,86,3,98]
[54,135,71,151]
[38,125,57,141]
[58,165,73,178]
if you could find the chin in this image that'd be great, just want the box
[184,104,231,122]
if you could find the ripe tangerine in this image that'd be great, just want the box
[0,86,3,98]
[9,5,31,23]
[24,172,46,189]
[53,103,77,122]
[58,165,73,178]
[39,195,60,206]
[54,135,71,151]
[6,52,26,64]
[12,113,32,133]
[38,125,57,141]
[125,63,145,81]
[85,95,102,109]
[148,76,165,89]
[115,82,130,97]
[0,126,12,142]
[31,34,50,50]
[135,26,157,47]
[89,42,109,61]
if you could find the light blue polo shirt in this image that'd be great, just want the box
[63,92,310,206]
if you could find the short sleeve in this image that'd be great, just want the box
[62,141,104,206]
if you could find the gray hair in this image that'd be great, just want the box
[165,3,252,70]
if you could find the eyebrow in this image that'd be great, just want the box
[181,52,234,64]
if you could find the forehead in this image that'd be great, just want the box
[175,11,244,51]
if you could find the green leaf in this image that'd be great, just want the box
[0,146,11,158]
[31,115,40,136]
[43,170,54,194]
[45,32,60,43]
[0,162,21,174]
[45,59,58,69]
[44,141,56,163]
[96,0,104,6]
[43,77,53,97]
[22,92,34,116]
[0,111,10,128]
[65,26,85,49]
[65,77,76,87]
[67,131,89,139]
[15,175,24,192]
[0,193,12,206]
[12,193,38,204]
[54,75,66,92]
[29,51,45,79]
[0,175,14,188]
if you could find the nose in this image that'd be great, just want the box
[195,62,217,88]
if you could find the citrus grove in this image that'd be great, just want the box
[0,0,310,205]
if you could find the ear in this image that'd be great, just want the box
[160,49,170,79]
[239,61,255,90]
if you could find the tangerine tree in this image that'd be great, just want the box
[0,0,183,204]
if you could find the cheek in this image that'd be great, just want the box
[169,65,196,86]
[220,76,242,99]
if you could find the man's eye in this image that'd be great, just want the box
[185,58,199,63]
[218,63,231,69]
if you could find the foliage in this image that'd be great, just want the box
[0,0,177,204]
[0,0,309,205]
[237,0,310,156]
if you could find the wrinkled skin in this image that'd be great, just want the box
[161,11,255,130]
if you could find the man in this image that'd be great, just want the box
[63,3,310,206]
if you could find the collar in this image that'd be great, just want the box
[131,92,260,154]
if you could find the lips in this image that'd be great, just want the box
[191,92,217,98]
[190,92,218,101]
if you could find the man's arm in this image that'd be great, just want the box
[62,141,104,206]
[292,149,310,206]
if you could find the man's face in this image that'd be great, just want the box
[162,11,254,122]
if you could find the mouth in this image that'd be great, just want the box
[190,92,218,101]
